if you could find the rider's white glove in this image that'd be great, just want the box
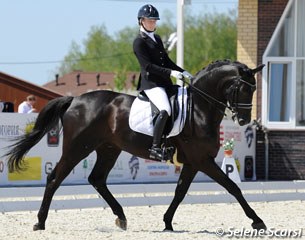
[170,70,183,80]
[182,70,193,79]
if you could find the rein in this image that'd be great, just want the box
[181,77,227,115]
[181,76,256,116]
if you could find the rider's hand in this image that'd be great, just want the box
[182,70,193,79]
[170,70,183,80]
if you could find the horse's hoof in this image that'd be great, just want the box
[163,223,174,232]
[115,218,127,230]
[252,221,267,230]
[33,223,45,231]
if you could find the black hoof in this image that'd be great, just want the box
[33,223,45,231]
[115,218,127,230]
[163,223,174,232]
[252,221,267,230]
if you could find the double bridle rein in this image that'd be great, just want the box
[181,75,256,117]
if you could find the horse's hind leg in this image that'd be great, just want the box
[163,164,197,231]
[202,160,267,230]
[33,153,83,231]
[88,144,127,230]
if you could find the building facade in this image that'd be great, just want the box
[0,72,62,112]
[43,71,138,96]
[238,0,305,179]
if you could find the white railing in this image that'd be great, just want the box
[1,181,305,212]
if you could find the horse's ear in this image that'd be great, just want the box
[251,64,265,75]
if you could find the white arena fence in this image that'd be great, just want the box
[0,181,304,213]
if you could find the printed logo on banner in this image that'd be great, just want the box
[8,156,42,181]
[82,158,95,179]
[244,125,254,148]
[146,160,170,177]
[224,125,241,141]
[128,155,139,180]
[24,121,35,134]
[47,124,60,147]
[0,124,19,137]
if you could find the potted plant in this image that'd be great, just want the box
[222,138,234,157]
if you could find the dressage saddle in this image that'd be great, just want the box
[138,85,181,135]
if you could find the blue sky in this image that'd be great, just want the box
[0,0,237,86]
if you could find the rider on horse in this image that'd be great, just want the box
[133,4,193,161]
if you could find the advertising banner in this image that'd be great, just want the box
[0,113,256,187]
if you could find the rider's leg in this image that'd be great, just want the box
[144,87,171,161]
[150,110,169,160]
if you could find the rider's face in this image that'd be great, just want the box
[141,18,157,31]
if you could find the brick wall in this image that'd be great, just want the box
[257,0,288,120]
[255,130,265,179]
[237,0,258,120]
[256,130,305,180]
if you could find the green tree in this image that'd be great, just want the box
[114,68,127,91]
[113,27,139,71]
[183,9,237,74]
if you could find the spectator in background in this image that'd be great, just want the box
[0,101,14,112]
[18,95,37,113]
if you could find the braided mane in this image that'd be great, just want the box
[194,59,251,79]
[202,59,248,72]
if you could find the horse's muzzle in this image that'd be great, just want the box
[232,114,248,126]
[238,118,246,126]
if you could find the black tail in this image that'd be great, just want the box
[4,96,73,172]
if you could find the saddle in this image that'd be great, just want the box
[138,85,181,135]
[129,85,188,138]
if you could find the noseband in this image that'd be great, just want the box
[226,77,256,115]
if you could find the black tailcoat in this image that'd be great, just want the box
[133,31,184,91]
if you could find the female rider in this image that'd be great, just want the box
[133,4,193,161]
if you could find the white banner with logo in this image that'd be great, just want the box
[0,113,256,187]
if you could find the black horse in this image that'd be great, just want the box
[5,60,266,231]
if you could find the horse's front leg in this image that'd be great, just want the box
[202,159,267,230]
[163,164,197,231]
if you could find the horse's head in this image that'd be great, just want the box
[191,60,264,126]
[225,63,265,126]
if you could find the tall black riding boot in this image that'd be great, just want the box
[149,110,169,161]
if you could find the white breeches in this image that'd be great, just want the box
[144,87,171,116]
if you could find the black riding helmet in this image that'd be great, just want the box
[137,4,160,24]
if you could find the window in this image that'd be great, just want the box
[263,0,305,129]
[268,63,291,122]
[296,0,305,57]
[296,60,305,126]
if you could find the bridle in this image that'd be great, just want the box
[181,75,256,117]
[226,77,256,116]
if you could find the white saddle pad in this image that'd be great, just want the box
[129,87,188,137]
